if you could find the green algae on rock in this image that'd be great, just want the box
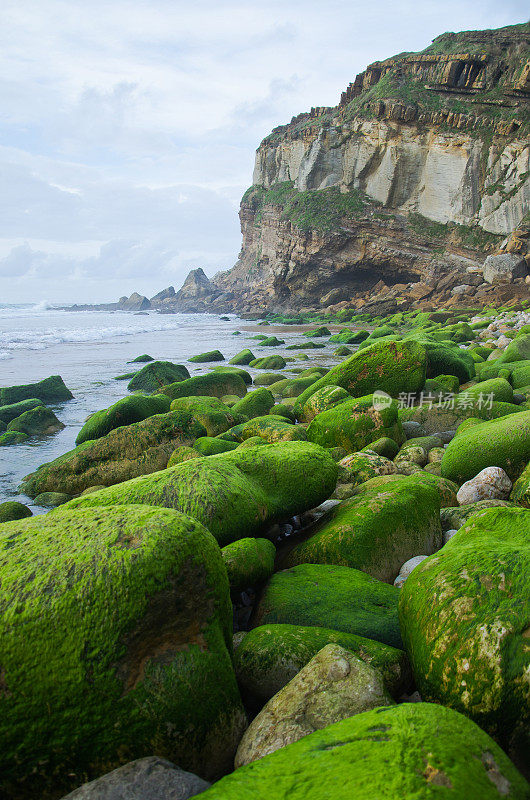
[76,394,172,444]
[0,431,28,446]
[167,445,201,466]
[511,460,530,507]
[159,372,247,401]
[441,410,530,483]
[0,505,246,797]
[211,365,253,385]
[169,396,246,437]
[127,361,190,393]
[33,492,71,508]
[0,375,73,406]
[198,702,529,800]
[285,478,441,582]
[306,394,404,452]
[399,506,530,767]
[297,385,349,422]
[229,349,255,365]
[294,340,427,412]
[20,411,207,497]
[0,501,32,523]
[219,415,307,444]
[221,537,276,590]
[188,349,225,363]
[231,388,275,419]
[65,442,338,547]
[128,353,153,362]
[0,398,44,425]
[234,623,411,706]
[253,563,402,649]
[7,405,64,436]
[193,436,239,456]
[249,355,287,370]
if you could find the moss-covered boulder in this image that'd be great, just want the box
[0,375,73,406]
[76,394,171,444]
[128,353,153,362]
[221,538,276,590]
[7,405,64,436]
[211,366,253,385]
[159,372,247,401]
[20,411,207,497]
[0,431,28,446]
[399,399,522,434]
[194,437,239,456]
[497,333,530,364]
[439,499,515,531]
[198,702,529,800]
[234,624,410,707]
[0,398,44,425]
[65,442,338,547]
[285,341,325,350]
[285,478,441,582]
[271,403,296,422]
[249,356,287,370]
[0,501,32,523]
[127,361,190,393]
[361,437,399,459]
[188,349,224,363]
[441,411,530,483]
[511,361,530,389]
[169,396,245,437]
[294,340,427,413]
[167,445,201,466]
[271,375,322,399]
[253,563,402,649]
[461,377,514,405]
[409,338,475,383]
[0,506,246,796]
[257,336,285,347]
[399,507,530,765]
[333,345,353,356]
[34,491,71,508]
[338,451,396,486]
[511,460,530,507]
[229,349,255,365]
[219,415,307,444]
[231,388,275,419]
[253,372,286,385]
[303,326,331,337]
[306,394,404,452]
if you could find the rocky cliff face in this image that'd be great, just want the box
[213,23,530,312]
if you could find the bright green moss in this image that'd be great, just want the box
[297,385,350,422]
[219,415,307,444]
[231,388,275,419]
[211,366,253,384]
[229,349,255,365]
[65,442,338,547]
[159,372,247,400]
[199,702,529,800]
[253,563,402,649]
[441,410,530,483]
[0,501,32,523]
[0,431,28,446]
[193,437,239,456]
[7,406,63,436]
[127,361,190,393]
[76,394,171,444]
[0,375,73,406]
[249,356,287,370]
[285,478,441,582]
[0,398,44,425]
[188,349,225,363]
[169,396,246,436]
[221,537,276,590]
[306,394,404,452]
[399,507,530,765]
[0,505,246,796]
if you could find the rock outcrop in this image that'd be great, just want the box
[211,23,530,312]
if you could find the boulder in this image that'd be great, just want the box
[7,406,64,436]
[439,499,516,531]
[228,349,255,365]
[193,437,239,456]
[511,460,530,507]
[233,623,410,706]
[188,350,225,363]
[119,292,151,311]
[338,451,396,485]
[249,356,287,370]
[197,703,529,800]
[34,492,72,508]
[482,253,527,284]
[221,538,276,590]
[169,397,245,437]
[235,644,393,767]
[127,362,190,393]
[456,467,512,505]
[297,385,349,423]
[306,394,404,452]
[284,478,441,583]
[0,375,73,406]
[399,507,530,765]
[219,415,307,444]
[60,757,209,800]
[76,395,171,444]
[20,411,206,497]
[0,398,44,425]
[0,431,28,446]
[441,410,530,483]
[128,353,154,362]
[294,340,427,412]
[231,389,275,419]
[0,506,246,796]
[0,501,32,523]
[253,563,402,649]
[65,442,338,547]
[159,372,247,401]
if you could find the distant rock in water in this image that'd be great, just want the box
[150,285,176,303]
[119,292,151,311]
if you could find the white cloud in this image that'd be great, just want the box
[0,0,527,301]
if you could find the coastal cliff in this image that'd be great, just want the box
[212,23,530,313]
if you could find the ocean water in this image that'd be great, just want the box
[0,304,340,511]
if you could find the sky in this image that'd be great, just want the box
[0,0,527,303]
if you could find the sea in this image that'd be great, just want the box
[0,303,340,512]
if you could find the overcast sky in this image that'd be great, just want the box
[1,0,527,303]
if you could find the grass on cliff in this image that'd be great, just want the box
[407,212,503,251]
[243,182,367,232]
